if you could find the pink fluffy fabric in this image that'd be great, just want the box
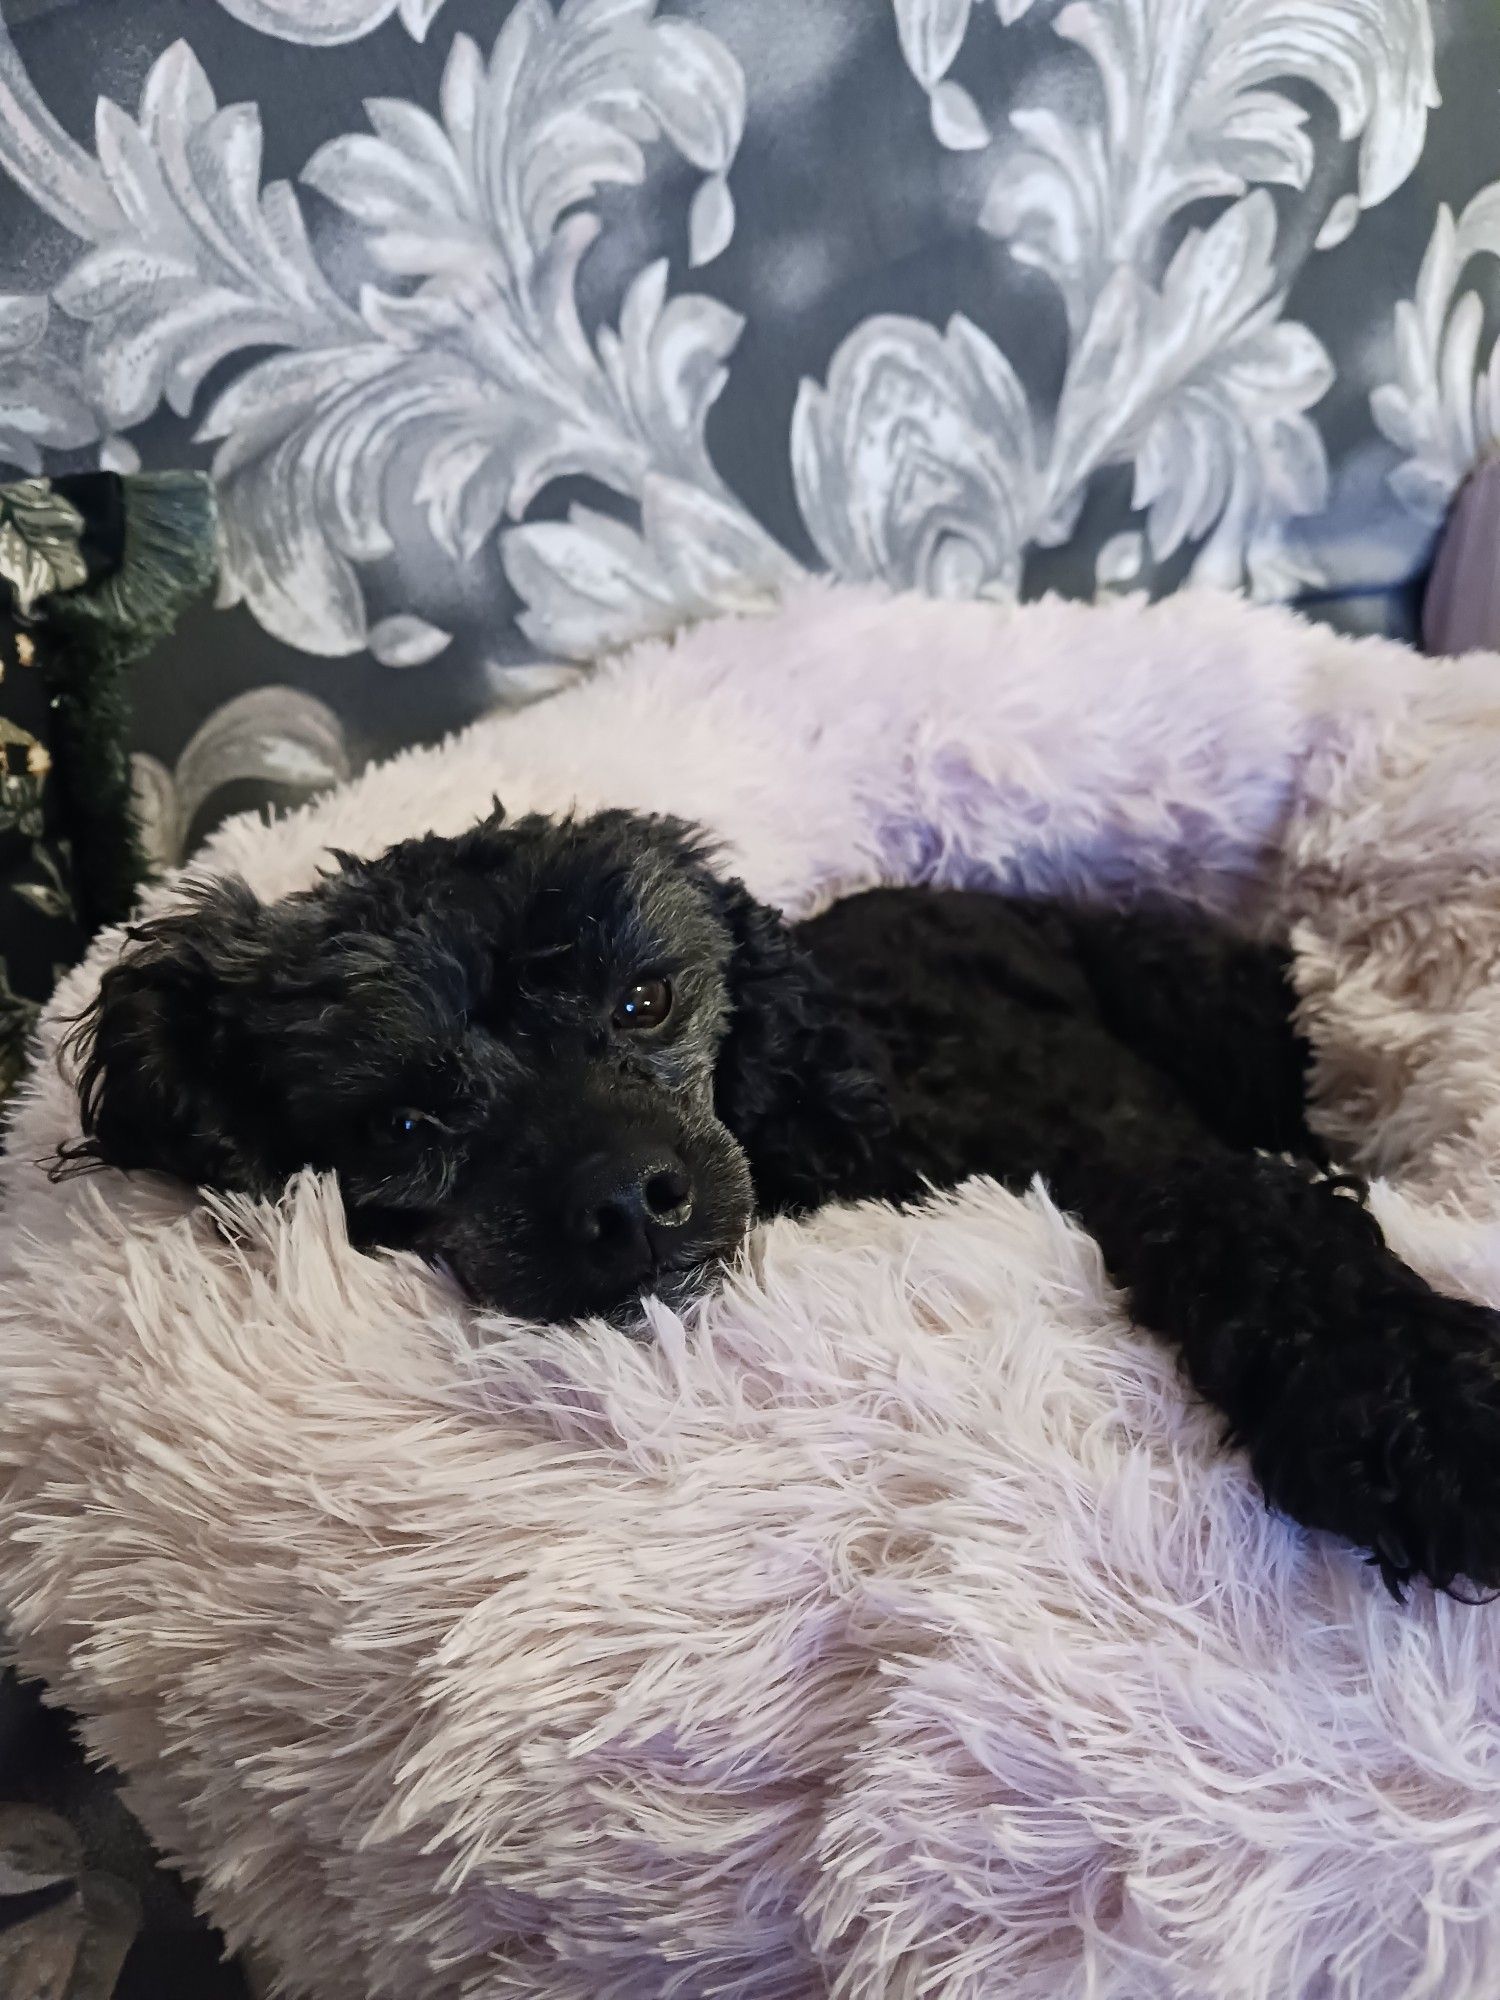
[5,583,1500,2000]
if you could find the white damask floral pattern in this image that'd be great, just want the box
[1372,184,1500,522]
[213,0,452,43]
[0,0,1494,863]
[846,0,1438,601]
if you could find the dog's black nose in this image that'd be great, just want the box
[566,1148,695,1275]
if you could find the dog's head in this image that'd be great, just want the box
[59,808,885,1323]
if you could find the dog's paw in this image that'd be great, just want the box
[1249,1283,1500,1600]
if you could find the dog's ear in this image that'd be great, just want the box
[706,877,891,1214]
[56,879,278,1192]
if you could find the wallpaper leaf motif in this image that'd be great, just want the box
[2,2,776,663]
[212,0,453,45]
[1372,184,1500,525]
[981,0,1437,329]
[835,0,1435,602]
[218,0,781,659]
[0,0,1494,866]
[893,0,1054,150]
[131,686,352,870]
[792,314,1038,597]
[0,298,99,476]
[0,15,123,238]
[793,195,1333,600]
[893,0,991,149]
[54,43,361,433]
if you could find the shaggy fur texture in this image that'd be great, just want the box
[59,814,1500,1598]
[5,584,1500,1998]
[56,813,768,1325]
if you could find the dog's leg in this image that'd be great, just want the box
[1061,907,1321,1159]
[1055,1148,1500,1597]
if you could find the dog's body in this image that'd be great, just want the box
[792,886,1318,1209]
[63,809,1500,1596]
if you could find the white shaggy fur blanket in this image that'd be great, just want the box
[6,584,1500,2000]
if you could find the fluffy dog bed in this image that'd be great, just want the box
[5,584,1500,2000]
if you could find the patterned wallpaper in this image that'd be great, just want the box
[1,0,1498,863]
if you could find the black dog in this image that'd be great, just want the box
[61,807,1500,1597]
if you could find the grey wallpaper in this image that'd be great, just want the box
[2,0,1498,864]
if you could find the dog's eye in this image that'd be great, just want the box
[613,977,673,1031]
[380,1107,426,1142]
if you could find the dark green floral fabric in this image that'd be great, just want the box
[0,476,103,1102]
[0,480,91,617]
[0,469,214,1110]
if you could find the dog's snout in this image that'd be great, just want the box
[566,1146,696,1270]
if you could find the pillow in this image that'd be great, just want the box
[0,476,105,1099]
[0,471,215,1107]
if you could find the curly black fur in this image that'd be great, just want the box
[59,807,1500,1597]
